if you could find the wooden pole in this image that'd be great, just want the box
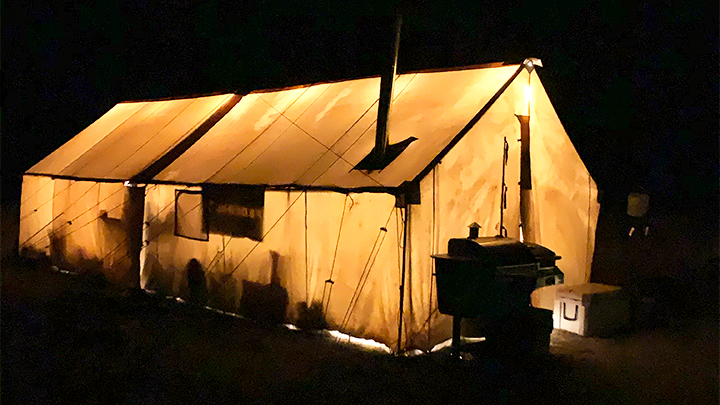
[397,203,409,352]
[126,185,145,290]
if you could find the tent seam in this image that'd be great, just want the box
[136,94,236,179]
[216,86,333,182]
[31,103,147,176]
[103,96,199,179]
[59,101,169,179]
[411,64,526,185]
[204,87,312,183]
[299,73,419,188]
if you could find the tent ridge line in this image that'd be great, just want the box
[22,175,412,195]
[401,61,518,75]
[23,172,127,184]
[221,62,516,96]
[31,101,151,177]
[117,178,402,195]
[103,97,199,180]
[411,63,526,185]
[119,90,241,104]
[250,184,401,194]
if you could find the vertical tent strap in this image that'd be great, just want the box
[586,174,592,283]
[429,167,437,345]
[406,169,443,348]
[127,185,145,289]
[397,203,410,353]
[304,190,309,304]
[222,235,227,273]
[499,137,509,237]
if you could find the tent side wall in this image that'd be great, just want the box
[141,185,404,348]
[19,175,55,257]
[19,175,138,288]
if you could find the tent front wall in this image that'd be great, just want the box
[402,69,599,349]
[18,176,137,288]
[141,184,405,347]
[401,68,526,349]
[527,70,600,309]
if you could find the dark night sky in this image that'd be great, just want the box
[2,1,718,209]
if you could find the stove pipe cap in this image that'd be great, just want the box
[468,222,481,239]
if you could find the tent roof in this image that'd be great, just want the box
[26,93,238,182]
[27,64,526,191]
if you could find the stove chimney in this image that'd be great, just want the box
[354,15,417,171]
[374,15,402,159]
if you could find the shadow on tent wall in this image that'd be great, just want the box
[237,251,289,324]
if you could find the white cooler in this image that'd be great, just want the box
[553,283,630,336]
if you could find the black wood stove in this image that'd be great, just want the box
[432,225,562,356]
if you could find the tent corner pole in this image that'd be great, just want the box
[127,185,145,291]
[397,202,410,353]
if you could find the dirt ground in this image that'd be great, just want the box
[2,260,717,405]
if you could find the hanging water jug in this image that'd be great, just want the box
[627,192,650,218]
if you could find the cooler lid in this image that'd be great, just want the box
[556,283,622,302]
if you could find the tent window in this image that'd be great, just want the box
[175,190,208,241]
[205,185,264,241]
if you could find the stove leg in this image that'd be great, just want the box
[451,316,462,357]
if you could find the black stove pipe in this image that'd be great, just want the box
[374,15,402,160]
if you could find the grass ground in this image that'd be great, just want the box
[2,259,717,404]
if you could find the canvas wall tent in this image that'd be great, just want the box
[19,60,599,351]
